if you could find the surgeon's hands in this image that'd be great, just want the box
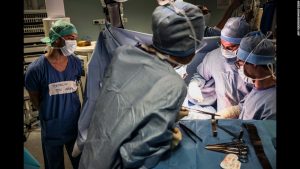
[171,127,182,149]
[72,141,81,157]
[172,107,188,148]
[216,105,241,119]
[176,107,189,121]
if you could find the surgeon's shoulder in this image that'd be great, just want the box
[70,55,83,67]
[113,45,149,60]
[113,45,136,55]
[206,47,221,59]
[26,55,46,72]
[160,74,187,92]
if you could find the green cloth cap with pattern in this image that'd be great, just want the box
[41,19,78,46]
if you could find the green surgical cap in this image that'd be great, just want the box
[41,19,78,45]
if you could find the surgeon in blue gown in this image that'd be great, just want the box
[187,16,252,111]
[78,1,205,169]
[71,26,153,158]
[217,31,276,120]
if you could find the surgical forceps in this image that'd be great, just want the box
[205,141,249,163]
[206,124,248,163]
[181,106,220,117]
[178,122,203,143]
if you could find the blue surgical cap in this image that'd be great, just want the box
[237,31,276,65]
[41,19,78,46]
[152,1,205,57]
[221,17,250,44]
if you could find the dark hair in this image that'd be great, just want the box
[197,5,210,15]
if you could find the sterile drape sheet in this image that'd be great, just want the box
[154,119,276,169]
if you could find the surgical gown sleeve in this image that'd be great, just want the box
[195,53,213,81]
[189,52,213,88]
[239,87,276,120]
[25,61,42,92]
[188,53,217,106]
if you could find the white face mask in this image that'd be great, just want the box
[60,39,77,56]
[221,46,237,59]
[238,65,272,85]
[238,66,254,84]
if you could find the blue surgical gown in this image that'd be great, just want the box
[239,86,276,120]
[76,31,115,150]
[192,48,252,111]
[76,26,152,151]
[79,45,187,169]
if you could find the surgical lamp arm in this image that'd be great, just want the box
[216,0,244,29]
[101,0,126,28]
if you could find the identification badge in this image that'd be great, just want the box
[48,81,78,96]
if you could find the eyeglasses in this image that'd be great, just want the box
[234,60,245,69]
[221,44,239,52]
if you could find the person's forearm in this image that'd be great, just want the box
[28,92,41,111]
[31,98,40,111]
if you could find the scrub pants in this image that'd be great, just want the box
[42,138,81,169]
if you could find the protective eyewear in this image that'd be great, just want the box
[234,59,244,69]
[220,43,239,52]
